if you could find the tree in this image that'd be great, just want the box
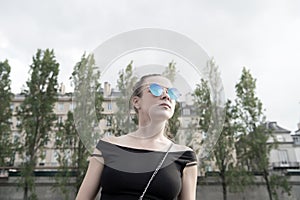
[111,61,138,136]
[163,61,180,139]
[193,78,211,133]
[212,100,239,200]
[54,111,79,200]
[0,60,15,167]
[17,49,59,200]
[235,67,291,200]
[192,60,257,200]
[192,59,225,158]
[162,60,177,83]
[193,77,239,200]
[69,53,103,194]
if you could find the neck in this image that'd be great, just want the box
[133,120,167,140]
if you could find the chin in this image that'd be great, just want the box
[151,112,173,121]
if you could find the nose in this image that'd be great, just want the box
[160,88,171,101]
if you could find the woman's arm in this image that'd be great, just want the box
[178,165,198,200]
[75,157,104,200]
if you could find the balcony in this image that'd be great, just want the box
[272,161,300,169]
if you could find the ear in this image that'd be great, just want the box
[132,96,140,110]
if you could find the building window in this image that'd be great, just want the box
[106,116,112,127]
[57,116,63,124]
[12,132,20,143]
[276,135,285,142]
[69,103,76,111]
[58,103,64,112]
[183,108,190,116]
[278,150,289,165]
[205,165,212,172]
[39,151,46,166]
[10,104,14,111]
[293,136,300,145]
[107,103,112,110]
[53,151,59,166]
[65,149,72,164]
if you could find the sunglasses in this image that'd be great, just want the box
[148,83,181,101]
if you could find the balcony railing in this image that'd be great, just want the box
[271,162,300,169]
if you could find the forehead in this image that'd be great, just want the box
[143,76,172,87]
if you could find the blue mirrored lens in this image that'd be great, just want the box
[168,88,181,100]
[149,83,163,97]
[149,83,181,100]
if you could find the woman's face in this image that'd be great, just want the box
[135,76,176,123]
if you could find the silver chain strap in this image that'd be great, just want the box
[139,143,173,200]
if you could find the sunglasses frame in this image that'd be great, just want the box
[148,83,181,101]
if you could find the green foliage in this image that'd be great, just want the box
[193,79,211,133]
[235,67,263,132]
[235,67,265,170]
[67,53,104,194]
[235,67,290,200]
[190,65,292,200]
[226,167,254,193]
[269,173,292,200]
[112,61,138,136]
[17,49,59,200]
[163,61,180,139]
[54,111,78,199]
[71,53,103,152]
[193,75,240,200]
[165,102,181,140]
[212,100,238,200]
[162,60,177,83]
[0,60,15,167]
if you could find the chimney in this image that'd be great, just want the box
[104,82,111,97]
[60,82,65,94]
[298,122,300,130]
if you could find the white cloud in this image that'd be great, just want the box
[0,0,299,130]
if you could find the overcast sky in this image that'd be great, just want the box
[1,0,300,131]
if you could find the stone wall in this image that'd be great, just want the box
[197,176,300,200]
[0,176,76,200]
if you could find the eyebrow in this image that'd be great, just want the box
[145,82,171,89]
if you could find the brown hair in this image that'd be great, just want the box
[130,74,162,113]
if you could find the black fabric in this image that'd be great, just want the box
[94,140,197,200]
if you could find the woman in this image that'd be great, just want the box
[76,74,198,200]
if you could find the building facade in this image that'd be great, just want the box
[7,84,300,175]
[267,122,300,171]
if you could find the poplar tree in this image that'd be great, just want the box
[69,53,103,194]
[212,100,239,200]
[0,60,15,167]
[55,111,79,199]
[235,67,291,200]
[193,78,239,200]
[113,61,137,136]
[193,60,246,200]
[163,61,180,139]
[17,49,59,200]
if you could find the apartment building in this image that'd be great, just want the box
[266,121,300,171]
[8,83,300,174]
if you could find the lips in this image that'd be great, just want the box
[159,103,171,109]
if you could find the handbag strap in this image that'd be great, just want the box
[139,143,173,200]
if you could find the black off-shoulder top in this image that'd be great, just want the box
[93,140,197,200]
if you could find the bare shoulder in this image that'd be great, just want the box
[101,135,118,143]
[171,143,194,152]
[101,134,130,145]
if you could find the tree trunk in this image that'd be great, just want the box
[263,170,273,200]
[23,183,28,200]
[221,171,227,200]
